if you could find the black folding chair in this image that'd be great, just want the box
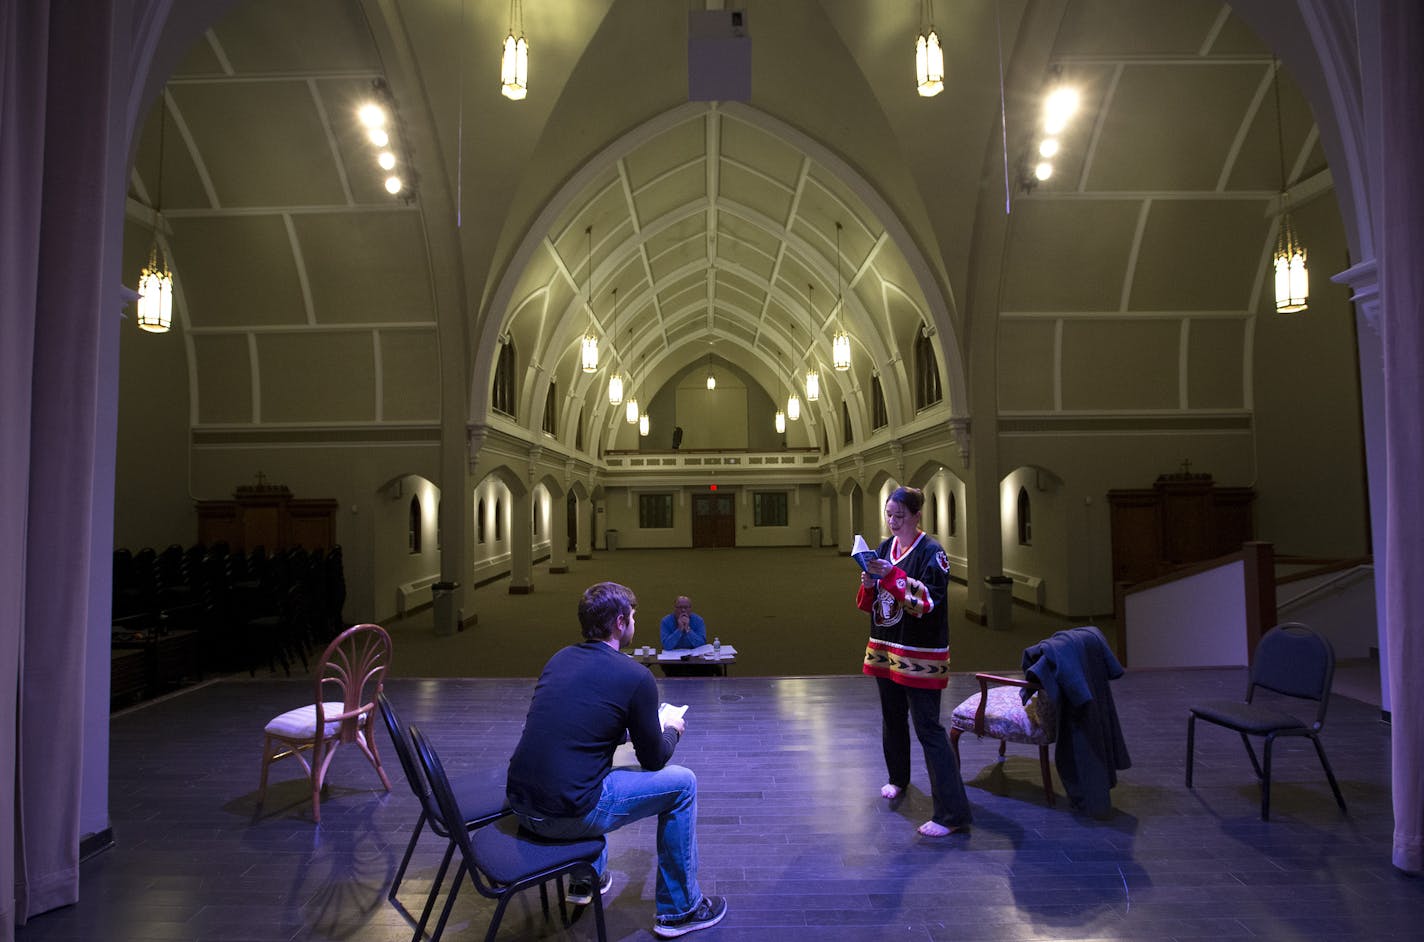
[1186,622,1348,820]
[410,725,607,942]
[377,693,510,940]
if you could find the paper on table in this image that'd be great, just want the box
[658,702,688,730]
[656,643,737,661]
[851,534,879,573]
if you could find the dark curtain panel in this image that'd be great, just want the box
[2,0,119,934]
[1380,0,1424,874]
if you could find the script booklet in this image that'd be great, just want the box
[658,702,688,731]
[656,643,738,661]
[851,534,879,573]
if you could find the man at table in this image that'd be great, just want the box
[660,596,707,650]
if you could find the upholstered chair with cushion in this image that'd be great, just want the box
[257,622,393,822]
[949,672,1059,805]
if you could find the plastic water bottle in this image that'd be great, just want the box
[712,636,721,659]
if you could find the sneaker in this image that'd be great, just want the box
[653,895,728,938]
[565,869,613,906]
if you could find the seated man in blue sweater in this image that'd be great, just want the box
[506,582,727,938]
[660,595,707,650]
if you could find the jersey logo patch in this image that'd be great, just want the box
[936,550,950,573]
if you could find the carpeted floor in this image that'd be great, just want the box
[383,547,1115,679]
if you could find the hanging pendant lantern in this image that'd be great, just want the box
[136,243,174,333]
[1270,57,1309,314]
[626,396,639,424]
[832,332,851,371]
[639,412,650,437]
[804,284,820,400]
[915,2,944,98]
[833,222,851,370]
[788,393,801,422]
[1274,211,1310,313]
[501,1,528,100]
[136,89,174,333]
[581,333,599,372]
[607,286,623,404]
[580,225,598,371]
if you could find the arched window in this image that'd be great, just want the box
[575,408,585,451]
[948,491,958,537]
[492,341,516,417]
[542,380,557,433]
[477,498,486,544]
[1017,486,1032,545]
[871,375,888,430]
[495,499,503,541]
[408,495,421,553]
[929,493,939,534]
[842,400,854,445]
[914,330,942,410]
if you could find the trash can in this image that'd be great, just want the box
[605,529,619,551]
[809,526,822,547]
[984,575,1014,630]
[432,581,459,636]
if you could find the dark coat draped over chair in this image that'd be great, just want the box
[1021,626,1131,817]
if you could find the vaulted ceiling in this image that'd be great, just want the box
[125,0,1326,452]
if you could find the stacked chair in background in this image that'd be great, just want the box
[109,541,349,709]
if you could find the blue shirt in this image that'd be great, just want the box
[506,642,676,818]
[660,611,707,650]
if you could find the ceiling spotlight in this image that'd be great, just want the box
[385,175,403,194]
[1043,86,1079,135]
[358,103,386,129]
[1034,162,1053,182]
[1038,138,1059,158]
[377,151,396,170]
[368,127,389,148]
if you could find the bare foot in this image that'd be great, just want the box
[880,783,903,800]
[916,821,968,837]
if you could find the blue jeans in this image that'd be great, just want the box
[516,764,701,917]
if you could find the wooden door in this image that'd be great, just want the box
[691,494,735,548]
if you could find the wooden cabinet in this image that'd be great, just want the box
[196,482,337,551]
[1108,474,1254,586]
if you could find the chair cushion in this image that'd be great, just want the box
[472,819,605,887]
[1190,700,1309,735]
[950,686,1057,744]
[265,702,365,739]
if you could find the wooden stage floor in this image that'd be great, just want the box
[18,670,1420,941]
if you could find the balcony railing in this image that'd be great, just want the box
[603,447,822,474]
